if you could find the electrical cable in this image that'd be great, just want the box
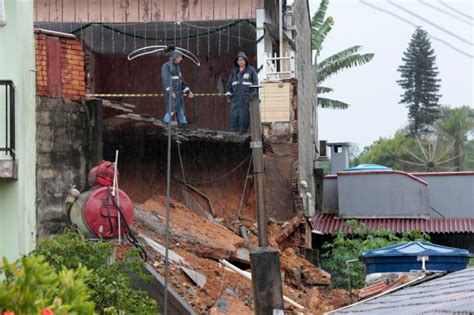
[106,185,115,234]
[387,0,473,46]
[359,0,474,58]
[215,154,253,305]
[156,154,251,187]
[175,129,189,206]
[109,194,148,261]
[184,155,251,185]
[438,0,474,21]
[418,0,473,26]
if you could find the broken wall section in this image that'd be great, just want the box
[262,86,297,221]
[36,97,92,237]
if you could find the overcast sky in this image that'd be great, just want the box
[308,0,473,150]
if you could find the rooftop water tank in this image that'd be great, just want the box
[344,164,393,172]
[361,242,470,274]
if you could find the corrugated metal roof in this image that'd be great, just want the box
[312,213,474,234]
[328,267,474,314]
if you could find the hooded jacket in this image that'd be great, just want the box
[227,52,258,107]
[161,50,191,111]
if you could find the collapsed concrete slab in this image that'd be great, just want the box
[104,114,251,143]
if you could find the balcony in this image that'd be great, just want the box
[264,52,295,81]
[0,80,17,179]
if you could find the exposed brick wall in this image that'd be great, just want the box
[35,31,85,101]
[35,35,48,96]
[61,38,86,100]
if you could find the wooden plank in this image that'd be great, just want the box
[214,0,226,20]
[114,0,128,22]
[62,0,76,22]
[127,0,140,21]
[189,0,201,21]
[50,0,62,21]
[202,0,213,20]
[261,82,291,123]
[181,266,207,288]
[75,0,89,22]
[36,0,50,22]
[101,0,115,22]
[176,0,189,21]
[226,0,238,19]
[140,0,152,22]
[46,37,62,97]
[240,0,252,19]
[88,0,101,22]
[164,0,176,21]
[151,0,164,21]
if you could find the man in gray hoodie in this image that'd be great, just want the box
[162,50,194,125]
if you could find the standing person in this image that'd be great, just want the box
[162,50,194,126]
[226,51,258,133]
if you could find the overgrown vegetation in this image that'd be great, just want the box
[321,220,430,290]
[34,232,158,314]
[357,106,474,171]
[0,255,95,314]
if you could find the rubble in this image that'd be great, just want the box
[121,194,352,314]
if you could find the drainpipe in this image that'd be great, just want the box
[279,0,284,60]
[0,0,6,26]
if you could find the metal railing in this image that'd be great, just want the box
[265,52,295,80]
[0,80,15,160]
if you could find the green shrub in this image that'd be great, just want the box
[321,220,430,290]
[36,232,113,271]
[0,255,95,314]
[35,232,158,314]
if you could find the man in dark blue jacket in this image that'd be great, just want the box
[162,50,194,125]
[226,51,258,133]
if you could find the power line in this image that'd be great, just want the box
[438,0,474,21]
[419,0,473,26]
[388,0,473,46]
[359,0,474,58]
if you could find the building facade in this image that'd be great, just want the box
[0,0,37,260]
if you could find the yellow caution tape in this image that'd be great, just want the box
[86,93,225,98]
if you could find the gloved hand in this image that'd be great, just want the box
[225,92,232,103]
[188,91,194,98]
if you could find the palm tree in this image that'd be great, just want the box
[435,106,474,170]
[312,0,374,109]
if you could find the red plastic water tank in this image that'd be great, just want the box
[69,186,134,239]
[88,160,117,187]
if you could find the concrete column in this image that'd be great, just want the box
[250,247,284,315]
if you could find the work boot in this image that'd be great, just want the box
[179,123,189,129]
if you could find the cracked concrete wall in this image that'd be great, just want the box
[294,0,317,217]
[36,96,89,237]
[263,123,295,221]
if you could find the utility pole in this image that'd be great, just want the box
[248,88,284,315]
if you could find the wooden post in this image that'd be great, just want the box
[248,89,284,314]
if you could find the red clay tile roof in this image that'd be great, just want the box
[312,213,474,234]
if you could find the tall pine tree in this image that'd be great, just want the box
[397,27,441,134]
